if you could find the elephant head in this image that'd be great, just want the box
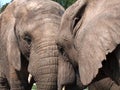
[57,0,120,88]
[1,0,64,89]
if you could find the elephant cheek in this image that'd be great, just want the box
[65,45,79,68]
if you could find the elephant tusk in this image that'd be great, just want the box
[62,86,65,90]
[28,74,32,83]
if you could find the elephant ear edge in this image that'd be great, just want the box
[2,2,21,71]
[7,20,21,71]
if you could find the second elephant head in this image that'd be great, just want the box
[57,0,120,89]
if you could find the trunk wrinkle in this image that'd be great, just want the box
[29,40,59,90]
[36,74,57,81]
[34,65,57,76]
[36,46,58,53]
[33,60,58,68]
[37,51,58,59]
[37,49,58,56]
[34,39,56,47]
[34,43,57,53]
[31,57,58,67]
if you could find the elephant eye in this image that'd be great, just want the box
[58,46,64,55]
[58,45,66,56]
[24,33,32,45]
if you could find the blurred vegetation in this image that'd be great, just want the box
[53,0,76,9]
[0,0,77,13]
[32,84,37,90]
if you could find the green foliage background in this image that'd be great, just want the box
[0,0,77,13]
[0,3,9,13]
[53,0,76,9]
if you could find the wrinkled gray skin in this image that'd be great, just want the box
[0,0,64,90]
[88,77,120,90]
[57,0,120,89]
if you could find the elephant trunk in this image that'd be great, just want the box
[29,39,58,90]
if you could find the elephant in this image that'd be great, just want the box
[0,0,64,90]
[88,77,120,90]
[57,0,120,89]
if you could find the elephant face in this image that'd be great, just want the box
[1,0,64,89]
[58,0,120,88]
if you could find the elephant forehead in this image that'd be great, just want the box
[16,0,64,15]
[26,1,43,11]
[15,20,38,35]
[16,17,59,37]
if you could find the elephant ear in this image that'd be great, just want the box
[2,3,21,71]
[7,20,21,71]
[75,1,120,85]
[58,0,87,45]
